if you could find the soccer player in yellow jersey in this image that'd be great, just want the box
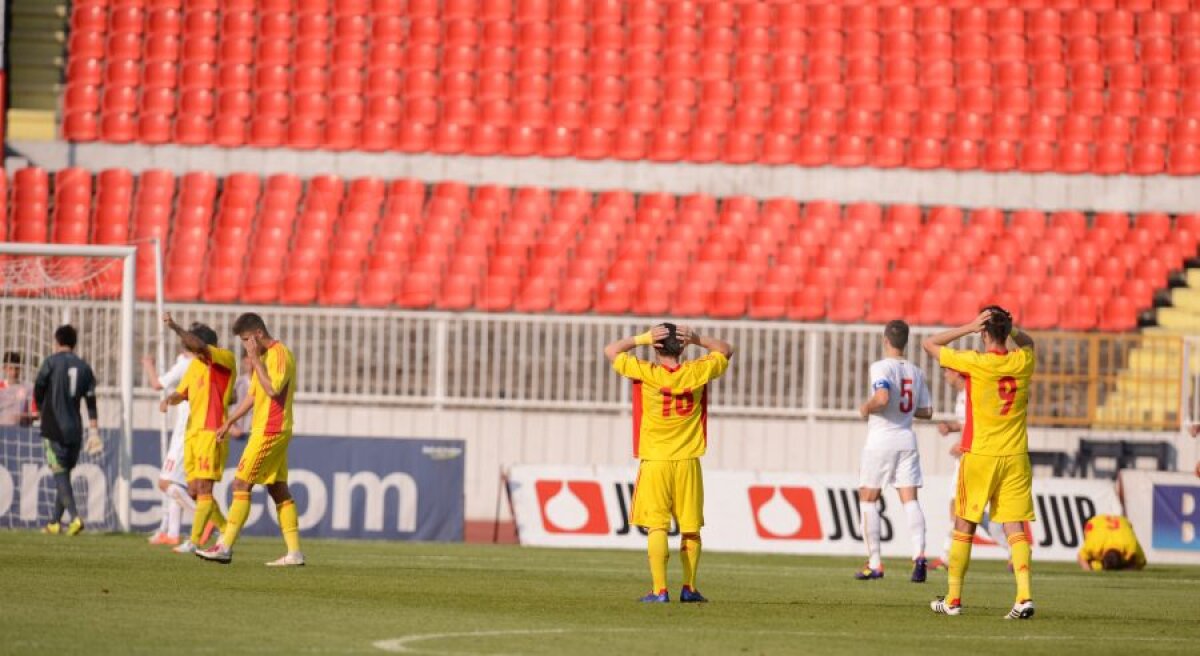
[197,313,303,566]
[922,306,1037,620]
[160,314,234,554]
[1077,514,1146,572]
[604,323,733,603]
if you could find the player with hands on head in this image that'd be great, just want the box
[922,306,1037,620]
[855,320,933,583]
[160,313,235,554]
[604,323,733,603]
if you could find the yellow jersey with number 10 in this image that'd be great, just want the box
[612,351,729,461]
[939,346,1035,457]
[250,341,296,437]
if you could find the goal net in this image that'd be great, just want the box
[0,244,136,531]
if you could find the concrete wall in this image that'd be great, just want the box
[131,398,1195,522]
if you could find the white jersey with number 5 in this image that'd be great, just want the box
[865,358,931,451]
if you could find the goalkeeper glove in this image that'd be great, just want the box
[85,428,103,456]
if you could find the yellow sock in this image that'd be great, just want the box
[1008,531,1033,603]
[277,499,301,554]
[647,528,669,594]
[947,530,974,606]
[221,491,251,547]
[680,534,701,590]
[190,495,214,545]
[209,498,227,532]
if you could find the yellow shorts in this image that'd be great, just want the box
[184,431,228,482]
[235,431,291,485]
[631,458,704,533]
[955,452,1035,524]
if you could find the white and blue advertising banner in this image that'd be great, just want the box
[1,428,465,541]
[507,464,1122,562]
[1122,470,1200,565]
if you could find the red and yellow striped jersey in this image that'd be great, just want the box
[939,346,1036,457]
[176,347,236,435]
[250,341,296,436]
[612,352,729,461]
[1080,514,1146,570]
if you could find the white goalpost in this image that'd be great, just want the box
[0,243,137,531]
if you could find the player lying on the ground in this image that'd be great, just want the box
[922,307,1037,620]
[160,314,234,554]
[143,348,196,547]
[604,323,733,603]
[1077,514,1146,572]
[855,320,933,583]
[198,313,304,567]
[932,367,1011,571]
[33,325,101,536]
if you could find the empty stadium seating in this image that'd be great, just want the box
[57,0,1200,174]
[3,166,1193,329]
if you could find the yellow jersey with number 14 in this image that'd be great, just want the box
[612,351,729,461]
[250,341,296,437]
[939,346,1035,457]
[176,347,236,436]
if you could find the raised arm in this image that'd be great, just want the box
[603,325,669,362]
[677,326,734,358]
[163,313,209,356]
[1010,326,1035,350]
[921,310,992,359]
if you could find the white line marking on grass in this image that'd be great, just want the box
[373,629,635,655]
[375,627,1197,654]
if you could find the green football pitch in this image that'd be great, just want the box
[2,532,1197,655]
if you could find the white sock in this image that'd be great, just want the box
[156,495,171,534]
[861,502,882,569]
[166,500,183,538]
[167,484,196,514]
[904,500,926,560]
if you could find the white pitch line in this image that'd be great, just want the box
[374,627,1195,655]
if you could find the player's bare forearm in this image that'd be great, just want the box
[914,407,933,420]
[1010,327,1035,350]
[217,395,254,441]
[141,357,164,391]
[695,334,734,358]
[1078,555,1093,571]
[249,356,286,400]
[922,310,992,358]
[859,389,889,418]
[164,313,209,356]
[164,391,186,407]
[603,336,639,362]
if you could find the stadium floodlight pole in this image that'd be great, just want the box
[0,243,137,531]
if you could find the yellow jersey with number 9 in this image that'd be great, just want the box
[939,346,1035,457]
[612,352,729,461]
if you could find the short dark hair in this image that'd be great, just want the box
[54,325,78,349]
[232,312,268,336]
[981,305,1013,343]
[658,323,685,357]
[189,322,219,347]
[3,351,22,365]
[884,320,909,350]
[1101,549,1127,571]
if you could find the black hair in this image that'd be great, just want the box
[981,305,1013,343]
[189,322,219,347]
[884,319,909,350]
[232,312,268,336]
[54,325,78,349]
[3,351,22,365]
[658,323,685,357]
[1101,549,1127,571]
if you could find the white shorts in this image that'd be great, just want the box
[859,449,923,489]
[159,429,187,487]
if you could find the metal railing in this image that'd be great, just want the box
[1,300,1192,430]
